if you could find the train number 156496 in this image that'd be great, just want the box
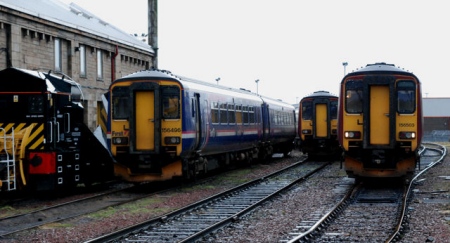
[162,127,182,133]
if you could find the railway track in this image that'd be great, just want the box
[0,182,168,238]
[85,158,328,243]
[282,142,447,243]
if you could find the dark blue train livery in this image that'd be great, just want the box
[105,70,297,182]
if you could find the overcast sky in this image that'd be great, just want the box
[59,0,450,104]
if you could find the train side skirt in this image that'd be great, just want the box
[113,160,183,183]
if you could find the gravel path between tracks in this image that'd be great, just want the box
[206,148,450,243]
[1,148,450,243]
[200,157,352,243]
[400,148,450,243]
[1,152,304,243]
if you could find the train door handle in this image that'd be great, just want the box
[149,119,155,122]
[384,113,389,117]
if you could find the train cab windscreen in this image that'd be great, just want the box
[112,86,129,119]
[162,86,180,119]
[330,100,338,119]
[397,81,416,114]
[302,101,312,120]
[345,81,363,113]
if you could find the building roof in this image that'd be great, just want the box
[423,97,450,117]
[1,0,153,53]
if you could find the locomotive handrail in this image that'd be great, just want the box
[47,121,53,143]
[56,121,60,142]
[65,113,71,133]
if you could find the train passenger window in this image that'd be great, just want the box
[249,107,255,124]
[243,106,249,124]
[162,86,180,119]
[345,81,363,113]
[330,101,338,119]
[112,86,129,119]
[302,101,312,120]
[397,81,416,114]
[220,103,228,124]
[271,110,276,124]
[228,104,236,124]
[211,102,219,123]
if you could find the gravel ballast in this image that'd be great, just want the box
[1,149,449,243]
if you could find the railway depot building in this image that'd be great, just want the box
[422,97,450,141]
[0,0,154,131]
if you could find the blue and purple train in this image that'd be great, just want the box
[104,69,297,182]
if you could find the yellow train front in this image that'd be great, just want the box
[298,91,340,159]
[338,62,423,179]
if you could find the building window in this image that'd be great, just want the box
[97,49,103,80]
[79,45,86,77]
[54,38,62,72]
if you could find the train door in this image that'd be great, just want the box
[46,95,59,149]
[369,85,390,145]
[261,103,270,141]
[315,103,327,138]
[135,91,155,151]
[193,93,202,150]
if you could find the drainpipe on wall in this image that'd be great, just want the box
[111,45,118,82]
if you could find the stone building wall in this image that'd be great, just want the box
[0,4,153,131]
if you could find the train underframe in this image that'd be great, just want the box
[300,137,340,159]
[343,145,419,180]
[113,141,293,183]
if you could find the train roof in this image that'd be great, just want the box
[116,69,257,97]
[117,69,176,81]
[0,67,83,96]
[115,69,295,109]
[345,62,419,78]
[302,90,337,99]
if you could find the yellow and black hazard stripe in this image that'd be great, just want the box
[0,123,45,151]
[97,102,108,134]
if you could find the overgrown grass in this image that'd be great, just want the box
[0,205,32,218]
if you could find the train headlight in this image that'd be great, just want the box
[113,137,129,145]
[344,131,361,139]
[399,131,416,139]
[302,129,312,135]
[164,136,181,145]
